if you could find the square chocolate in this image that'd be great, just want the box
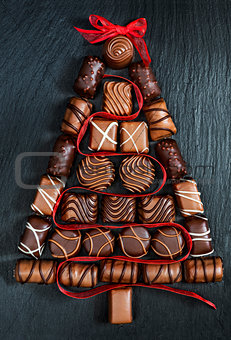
[31,174,65,216]
[89,118,118,152]
[102,81,133,116]
[120,121,149,153]
[138,195,175,223]
[101,196,136,223]
[108,288,133,324]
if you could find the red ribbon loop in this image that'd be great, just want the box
[74,15,151,66]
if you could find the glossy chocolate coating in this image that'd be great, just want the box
[59,262,98,287]
[47,134,76,177]
[89,118,118,152]
[18,215,51,259]
[143,98,177,141]
[61,97,93,136]
[138,195,175,223]
[100,259,138,283]
[61,193,98,224]
[120,121,149,153]
[76,156,115,190]
[129,61,161,102]
[119,155,155,193]
[173,177,204,217]
[184,257,223,283]
[101,196,136,223]
[151,226,185,259]
[118,226,151,258]
[83,228,115,257]
[102,81,133,116]
[73,56,105,99]
[108,288,133,324]
[103,35,134,69]
[48,229,81,259]
[15,259,57,284]
[155,138,187,180]
[142,263,182,284]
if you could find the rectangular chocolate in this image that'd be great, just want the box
[15,259,57,284]
[184,257,223,283]
[89,118,118,152]
[120,121,149,153]
[138,195,175,223]
[102,81,132,116]
[142,263,182,284]
[101,196,136,223]
[59,262,98,287]
[108,288,133,324]
[100,260,138,283]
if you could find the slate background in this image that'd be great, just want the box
[0,0,230,339]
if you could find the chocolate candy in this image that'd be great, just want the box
[185,215,214,257]
[83,228,115,256]
[76,156,115,190]
[59,262,98,287]
[108,287,133,324]
[73,56,105,99]
[101,196,136,223]
[184,257,223,283]
[155,138,187,180]
[48,229,81,259]
[118,226,151,258]
[102,81,133,116]
[15,259,57,284]
[18,215,51,259]
[100,259,139,283]
[138,195,175,223]
[129,61,161,102]
[119,155,155,193]
[120,121,149,153]
[61,193,98,224]
[142,263,182,284]
[89,118,118,152]
[47,134,76,177]
[61,97,93,136]
[151,226,185,259]
[143,98,177,141]
[102,35,134,69]
[173,177,204,217]
[31,174,65,216]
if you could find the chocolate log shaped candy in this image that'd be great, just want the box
[61,193,98,224]
[138,195,175,223]
[142,263,182,284]
[120,121,149,153]
[48,229,81,259]
[108,288,133,324]
[47,134,76,177]
[118,226,151,258]
[184,257,223,283]
[61,97,93,136]
[102,81,133,116]
[89,118,118,152]
[155,138,187,179]
[59,262,98,287]
[83,228,115,257]
[173,178,204,217]
[74,56,105,99]
[18,215,51,259]
[15,259,57,284]
[100,259,139,283]
[103,35,134,69]
[143,98,177,141]
[101,196,136,223]
[129,61,161,102]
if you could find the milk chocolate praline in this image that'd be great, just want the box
[103,35,134,69]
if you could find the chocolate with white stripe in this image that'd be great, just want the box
[100,259,138,283]
[142,263,182,284]
[184,257,223,283]
[59,262,98,287]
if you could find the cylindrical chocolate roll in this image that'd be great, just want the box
[15,259,57,284]
[61,97,93,136]
[100,260,139,283]
[73,56,105,99]
[184,257,223,283]
[142,263,182,284]
[59,262,98,288]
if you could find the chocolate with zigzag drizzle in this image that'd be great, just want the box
[142,263,182,284]
[138,195,175,223]
[100,259,138,283]
[101,196,136,223]
[184,257,223,283]
[61,193,98,224]
[15,259,57,284]
[59,262,98,287]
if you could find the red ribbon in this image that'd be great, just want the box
[74,15,151,66]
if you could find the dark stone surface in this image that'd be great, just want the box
[0,0,230,339]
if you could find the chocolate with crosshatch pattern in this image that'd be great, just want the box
[89,118,118,152]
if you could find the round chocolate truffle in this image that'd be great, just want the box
[48,229,81,259]
[119,155,155,193]
[151,226,185,259]
[83,227,115,257]
[76,156,115,191]
[118,226,151,258]
[102,35,134,69]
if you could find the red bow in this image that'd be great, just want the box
[74,15,151,66]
